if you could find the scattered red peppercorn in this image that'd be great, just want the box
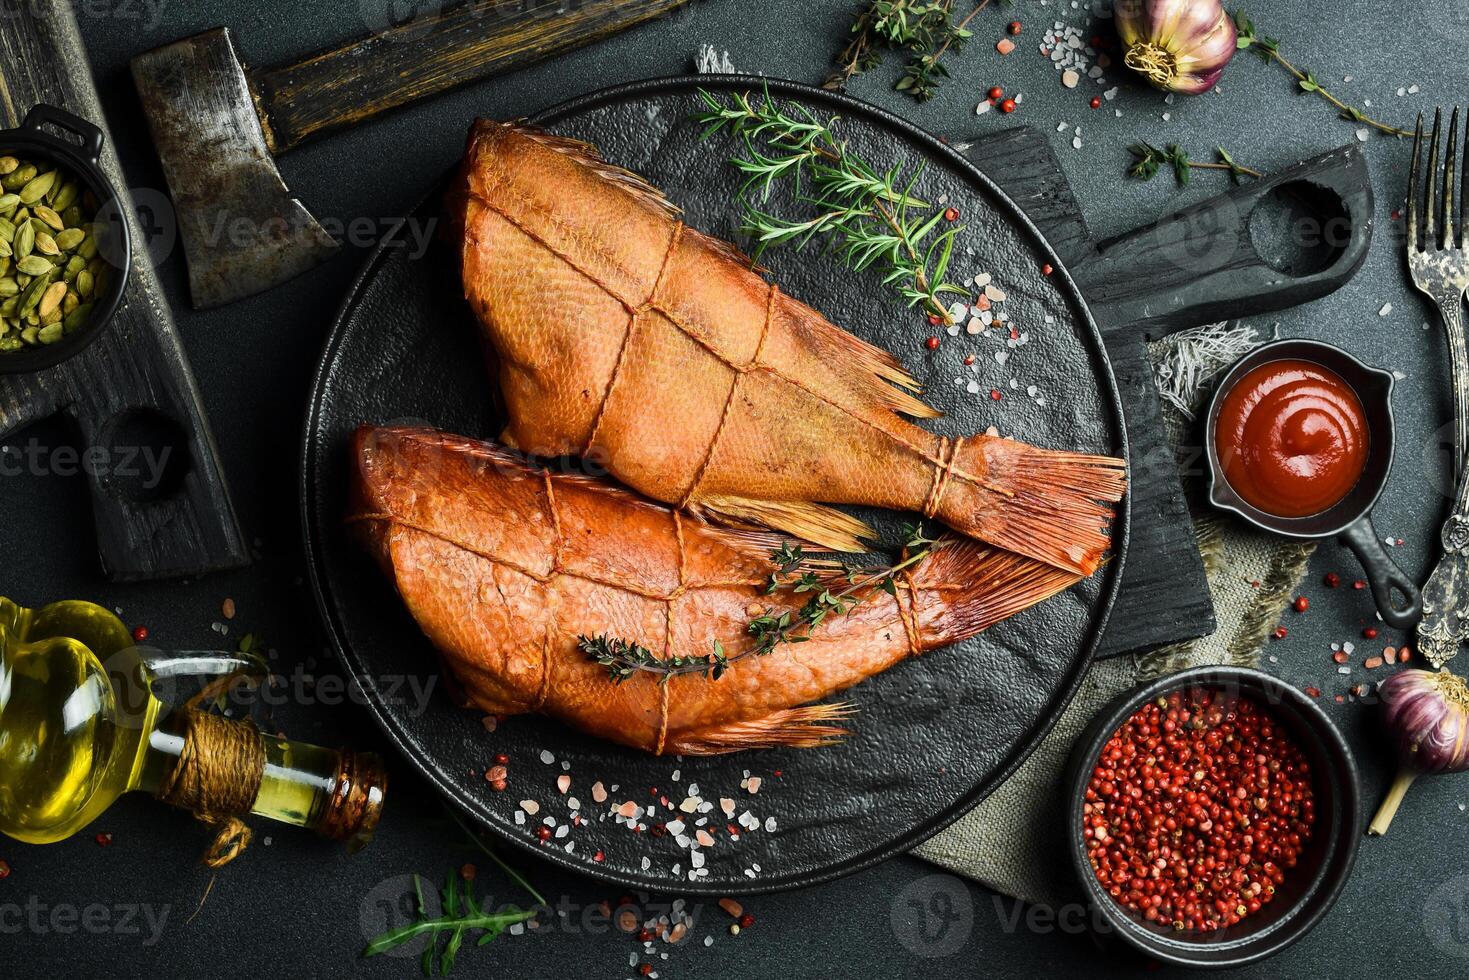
[999,97,1017,113]
[1007,20,1022,34]
[990,389,1002,401]
[928,313,943,326]
[593,849,605,862]
[987,85,1004,101]
[739,913,755,928]
[131,625,148,643]
[638,928,654,942]
[1362,627,1378,639]
[1272,626,1287,639]
[1305,686,1322,698]
[495,753,509,764]
[639,966,653,977]
[963,354,976,365]
[1353,580,1366,590]
[925,336,940,350]
[1089,96,1101,109]
[943,206,960,222]
[536,826,551,843]
[1040,262,1053,276]
[1332,650,1348,664]
[1293,596,1308,613]
[460,863,477,881]
[1084,689,1314,933]
[1323,572,1340,587]
[95,832,112,847]
[0,859,9,879]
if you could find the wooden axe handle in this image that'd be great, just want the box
[253,0,694,154]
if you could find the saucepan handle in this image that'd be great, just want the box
[20,103,105,163]
[1339,518,1423,630]
[1076,144,1373,341]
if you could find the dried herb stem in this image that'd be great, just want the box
[825,0,992,101]
[1233,10,1411,138]
[583,525,939,682]
[1127,142,1260,186]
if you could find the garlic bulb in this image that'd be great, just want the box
[1113,0,1237,95]
[1368,668,1469,836]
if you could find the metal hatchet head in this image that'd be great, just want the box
[131,29,337,309]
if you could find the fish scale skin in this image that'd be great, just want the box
[350,426,1080,754]
[450,120,1124,574]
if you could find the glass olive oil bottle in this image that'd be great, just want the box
[0,597,385,847]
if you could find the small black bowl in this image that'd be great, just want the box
[1063,666,1361,968]
[0,103,131,375]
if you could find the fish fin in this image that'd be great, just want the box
[911,538,1085,648]
[690,494,874,553]
[942,438,1127,576]
[664,703,856,755]
[498,427,520,450]
[483,119,683,223]
[785,303,942,419]
[681,226,764,275]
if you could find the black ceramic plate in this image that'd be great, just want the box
[302,76,1128,894]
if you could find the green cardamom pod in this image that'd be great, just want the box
[16,255,53,277]
[0,278,19,297]
[2,164,35,191]
[33,232,58,257]
[32,205,62,231]
[37,322,62,344]
[18,171,57,205]
[63,302,92,333]
[54,228,84,252]
[15,221,34,259]
[20,325,37,344]
[0,157,17,177]
[75,269,93,298]
[51,180,79,213]
[17,269,51,316]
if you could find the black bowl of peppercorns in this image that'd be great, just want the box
[1062,666,1361,968]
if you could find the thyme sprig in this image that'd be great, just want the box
[581,523,939,683]
[1127,142,1262,186]
[825,0,993,101]
[696,88,967,322]
[1233,10,1411,138]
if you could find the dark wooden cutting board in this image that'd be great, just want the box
[0,2,247,580]
[960,126,1372,656]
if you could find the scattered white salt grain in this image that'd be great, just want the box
[642,856,652,870]
[1072,136,1082,150]
[539,750,555,765]
[1104,87,1118,101]
[705,936,714,947]
[1061,69,1080,88]
[1379,302,1393,317]
[966,379,981,395]
[1409,84,1421,94]
[592,780,608,803]
[976,100,991,116]
[514,810,526,825]
[1057,121,1070,132]
[746,776,762,794]
[764,816,777,832]
[520,799,540,815]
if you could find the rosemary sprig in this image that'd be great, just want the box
[1127,142,1262,186]
[581,524,939,683]
[1233,10,1411,138]
[696,88,967,321]
[363,870,538,977]
[826,0,993,101]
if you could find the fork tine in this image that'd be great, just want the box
[1428,108,1443,248]
[1409,112,1423,251]
[1461,108,1469,248]
[1447,107,1461,247]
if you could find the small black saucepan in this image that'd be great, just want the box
[0,103,131,375]
[1064,666,1362,968]
[1204,338,1421,629]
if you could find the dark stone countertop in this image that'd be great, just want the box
[2,1,1467,976]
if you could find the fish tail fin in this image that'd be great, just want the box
[690,494,874,553]
[911,538,1087,648]
[663,703,856,756]
[936,437,1126,576]
[786,301,943,419]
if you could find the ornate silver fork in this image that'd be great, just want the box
[1411,108,1469,668]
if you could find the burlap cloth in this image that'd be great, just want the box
[912,324,1316,906]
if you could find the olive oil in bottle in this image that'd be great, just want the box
[0,597,385,847]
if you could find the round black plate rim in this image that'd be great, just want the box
[300,74,1131,894]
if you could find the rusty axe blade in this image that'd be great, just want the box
[131,0,695,309]
[131,29,338,310]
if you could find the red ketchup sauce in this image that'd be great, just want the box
[1214,359,1368,518]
